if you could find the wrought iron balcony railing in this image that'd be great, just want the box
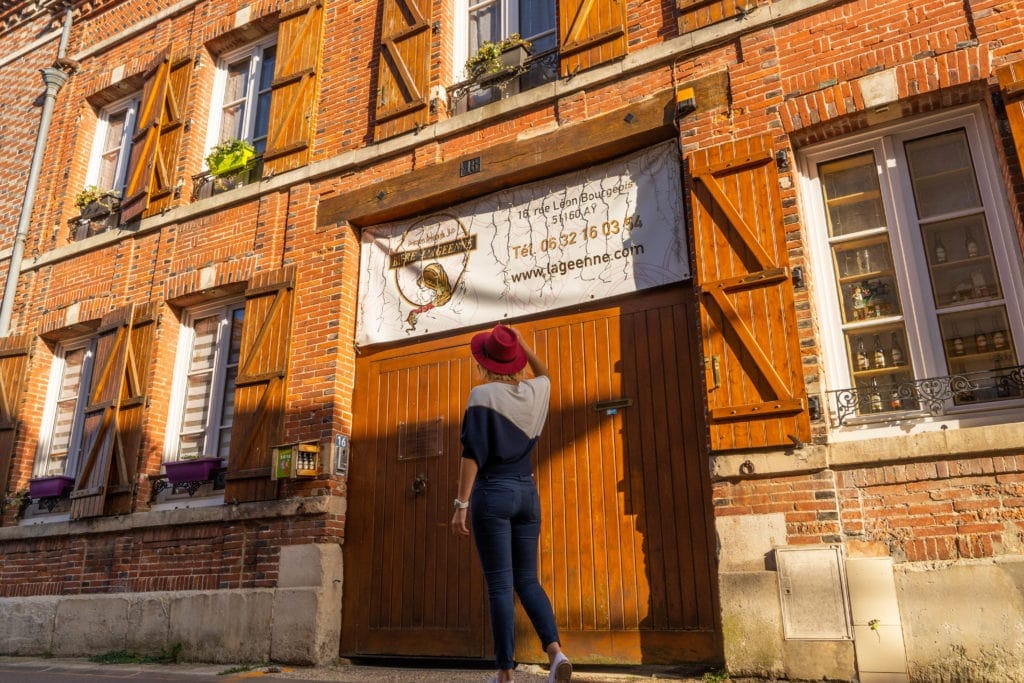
[448,49,558,113]
[828,364,1024,425]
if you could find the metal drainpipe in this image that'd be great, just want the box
[0,4,77,336]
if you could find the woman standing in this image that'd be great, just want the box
[451,324,572,683]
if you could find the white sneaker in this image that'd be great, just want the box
[548,652,572,682]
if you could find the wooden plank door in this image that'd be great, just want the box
[342,344,488,657]
[342,286,719,665]
[525,287,717,664]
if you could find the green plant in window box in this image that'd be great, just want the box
[74,185,121,219]
[205,138,256,178]
[465,33,532,83]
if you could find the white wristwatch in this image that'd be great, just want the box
[453,498,469,509]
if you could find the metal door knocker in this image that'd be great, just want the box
[412,473,429,496]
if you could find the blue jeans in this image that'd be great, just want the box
[471,475,560,670]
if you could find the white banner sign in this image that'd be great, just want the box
[356,142,689,346]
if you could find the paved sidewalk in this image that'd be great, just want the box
[0,656,717,682]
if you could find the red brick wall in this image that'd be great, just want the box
[0,515,343,597]
[712,454,1024,562]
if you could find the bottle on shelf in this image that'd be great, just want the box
[965,230,979,258]
[855,336,870,371]
[868,378,883,413]
[950,324,966,356]
[934,237,947,264]
[889,386,904,410]
[992,328,1007,350]
[889,332,906,366]
[974,322,989,354]
[872,334,886,368]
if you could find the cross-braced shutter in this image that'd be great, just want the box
[225,266,296,503]
[263,1,325,175]
[676,0,739,34]
[373,0,430,142]
[103,302,157,515]
[997,58,1024,170]
[688,135,810,451]
[0,335,33,495]
[559,0,627,78]
[144,54,191,216]
[121,49,172,223]
[70,305,134,519]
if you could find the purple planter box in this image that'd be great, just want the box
[164,457,223,484]
[28,475,76,499]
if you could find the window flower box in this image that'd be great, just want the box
[466,34,532,87]
[163,457,223,484]
[28,475,76,499]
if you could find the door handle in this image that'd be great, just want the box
[412,473,428,496]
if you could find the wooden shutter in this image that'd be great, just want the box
[103,302,157,515]
[559,0,627,78]
[997,58,1024,169]
[263,1,325,175]
[373,0,430,142]
[688,135,810,451]
[121,50,171,223]
[0,335,33,496]
[70,305,134,519]
[143,54,191,216]
[225,266,296,503]
[676,0,739,34]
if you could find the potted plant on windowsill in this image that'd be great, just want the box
[465,33,532,87]
[206,138,256,178]
[163,455,224,484]
[28,474,76,499]
[74,185,121,220]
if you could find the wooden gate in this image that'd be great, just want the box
[341,286,720,665]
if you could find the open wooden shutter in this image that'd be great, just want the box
[688,135,810,451]
[263,1,325,175]
[225,266,296,503]
[103,302,157,515]
[143,53,191,216]
[373,0,430,142]
[0,335,33,495]
[997,58,1024,169]
[70,305,134,519]
[121,49,171,223]
[559,0,627,78]
[676,0,739,34]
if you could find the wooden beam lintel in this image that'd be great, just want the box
[317,89,677,228]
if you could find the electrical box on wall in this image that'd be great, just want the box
[776,545,853,640]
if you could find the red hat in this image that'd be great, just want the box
[471,325,527,375]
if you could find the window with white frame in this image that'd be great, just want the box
[208,36,276,157]
[86,94,140,197]
[35,338,96,478]
[801,107,1024,425]
[167,301,244,463]
[456,0,556,105]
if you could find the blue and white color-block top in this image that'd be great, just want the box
[460,376,551,477]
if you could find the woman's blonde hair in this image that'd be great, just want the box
[479,364,521,383]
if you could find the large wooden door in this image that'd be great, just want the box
[342,286,719,665]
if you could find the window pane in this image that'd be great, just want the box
[469,0,499,51]
[190,316,219,371]
[47,347,87,473]
[921,213,1001,309]
[905,130,981,219]
[939,306,1021,404]
[220,59,250,142]
[819,152,886,237]
[519,0,555,45]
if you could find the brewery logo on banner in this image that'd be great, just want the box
[356,142,689,346]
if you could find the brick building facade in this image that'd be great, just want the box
[0,0,1023,680]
